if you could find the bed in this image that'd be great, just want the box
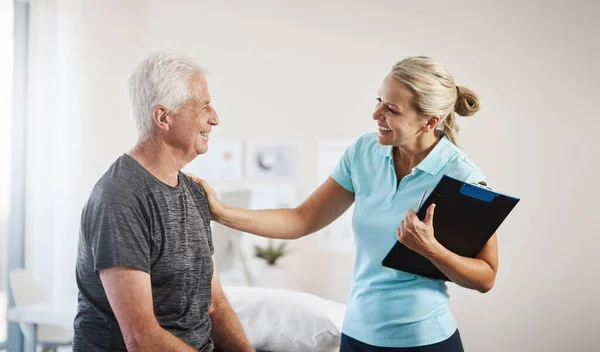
[223,286,345,352]
[214,190,345,351]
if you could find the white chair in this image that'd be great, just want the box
[8,269,72,352]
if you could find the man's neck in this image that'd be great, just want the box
[127,137,186,187]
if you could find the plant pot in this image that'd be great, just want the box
[254,264,289,289]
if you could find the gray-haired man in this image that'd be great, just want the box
[73,50,254,352]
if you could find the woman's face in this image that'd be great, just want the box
[372,74,431,147]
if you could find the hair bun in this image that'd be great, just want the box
[454,86,480,116]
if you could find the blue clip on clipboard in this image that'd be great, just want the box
[382,174,520,281]
[460,182,497,202]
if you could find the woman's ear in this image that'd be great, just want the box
[425,116,441,131]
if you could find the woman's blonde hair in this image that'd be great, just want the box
[391,56,480,145]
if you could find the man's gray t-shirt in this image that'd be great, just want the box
[73,154,215,351]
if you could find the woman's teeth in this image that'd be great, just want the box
[379,126,392,132]
[200,132,209,138]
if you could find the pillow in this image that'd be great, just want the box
[223,286,346,352]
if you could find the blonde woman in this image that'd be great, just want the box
[194,56,496,351]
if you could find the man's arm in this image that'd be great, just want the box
[99,266,197,352]
[209,258,254,351]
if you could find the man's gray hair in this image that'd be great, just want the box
[127,50,204,138]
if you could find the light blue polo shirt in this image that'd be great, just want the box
[331,132,487,348]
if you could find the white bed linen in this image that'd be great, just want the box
[223,286,345,352]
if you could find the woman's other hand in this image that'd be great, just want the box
[397,204,440,257]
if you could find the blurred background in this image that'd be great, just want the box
[1,0,599,351]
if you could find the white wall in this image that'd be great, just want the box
[24,0,600,351]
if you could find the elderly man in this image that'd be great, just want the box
[73,51,254,352]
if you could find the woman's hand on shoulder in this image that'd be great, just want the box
[186,173,226,222]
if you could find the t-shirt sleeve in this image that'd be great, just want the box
[86,184,151,274]
[330,139,358,193]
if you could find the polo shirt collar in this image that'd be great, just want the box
[375,135,455,175]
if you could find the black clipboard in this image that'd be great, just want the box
[381,174,520,281]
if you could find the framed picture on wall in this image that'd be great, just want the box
[245,141,299,181]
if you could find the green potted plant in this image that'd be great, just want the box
[254,239,287,266]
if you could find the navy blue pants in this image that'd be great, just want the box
[340,330,464,352]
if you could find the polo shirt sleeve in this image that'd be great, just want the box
[464,168,488,185]
[330,139,357,193]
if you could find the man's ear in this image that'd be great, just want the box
[152,105,171,132]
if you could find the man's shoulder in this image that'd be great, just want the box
[88,155,146,206]
[180,173,206,198]
[91,178,138,204]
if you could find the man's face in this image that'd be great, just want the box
[165,73,219,159]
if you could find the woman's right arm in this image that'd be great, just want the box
[196,177,354,240]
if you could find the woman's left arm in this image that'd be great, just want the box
[398,205,498,293]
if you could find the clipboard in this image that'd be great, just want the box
[381,174,520,281]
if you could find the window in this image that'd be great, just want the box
[0,0,14,347]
